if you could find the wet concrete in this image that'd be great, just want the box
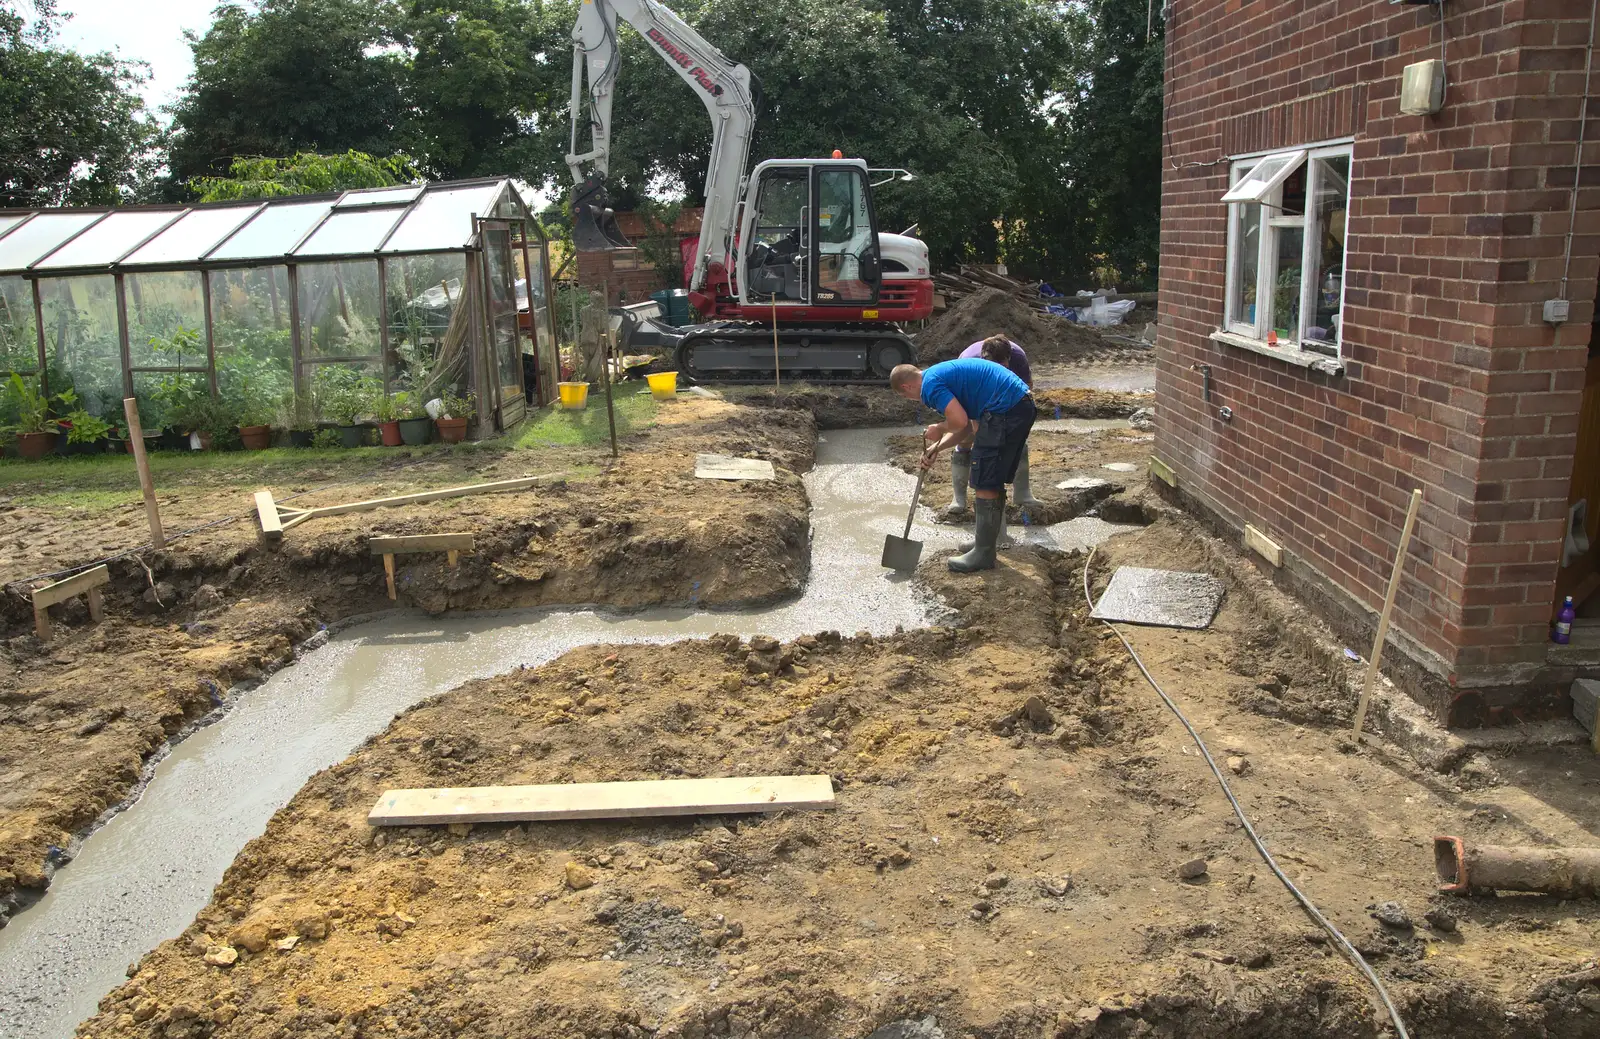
[0,427,1136,1039]
[1033,363,1156,395]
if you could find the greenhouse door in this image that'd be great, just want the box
[481,221,524,429]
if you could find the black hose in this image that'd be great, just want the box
[1083,546,1411,1039]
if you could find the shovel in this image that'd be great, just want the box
[881,469,928,571]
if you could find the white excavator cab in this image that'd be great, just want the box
[737,159,883,308]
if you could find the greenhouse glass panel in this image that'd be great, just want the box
[381,184,499,254]
[385,253,468,401]
[295,208,405,257]
[208,200,333,261]
[132,370,208,436]
[0,213,102,272]
[0,276,39,374]
[298,260,383,360]
[308,360,384,427]
[517,242,551,354]
[484,225,521,400]
[37,276,122,422]
[0,215,28,238]
[126,271,207,367]
[34,210,182,270]
[338,186,422,207]
[212,267,294,426]
[124,205,257,266]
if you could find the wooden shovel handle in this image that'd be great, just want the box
[904,469,927,539]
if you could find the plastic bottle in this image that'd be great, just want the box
[1554,595,1576,644]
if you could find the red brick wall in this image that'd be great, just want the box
[1156,0,1600,719]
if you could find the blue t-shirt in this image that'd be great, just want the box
[921,357,1029,419]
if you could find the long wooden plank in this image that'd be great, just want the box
[368,533,476,555]
[32,565,111,610]
[368,774,836,826]
[296,475,553,520]
[254,490,283,538]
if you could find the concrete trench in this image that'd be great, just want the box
[0,427,1136,1039]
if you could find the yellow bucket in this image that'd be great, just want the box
[646,371,679,400]
[558,381,589,410]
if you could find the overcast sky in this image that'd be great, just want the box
[50,0,218,118]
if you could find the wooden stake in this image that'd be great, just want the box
[771,295,781,395]
[1352,488,1424,737]
[383,553,397,600]
[123,398,163,549]
[601,278,618,459]
[447,550,459,567]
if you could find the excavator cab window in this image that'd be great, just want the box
[746,168,810,302]
[814,167,879,304]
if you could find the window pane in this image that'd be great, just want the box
[0,213,103,271]
[1230,203,1261,327]
[212,267,295,426]
[485,226,521,395]
[817,168,875,301]
[38,276,122,423]
[1279,163,1307,218]
[298,261,383,360]
[385,253,469,403]
[34,211,182,270]
[0,276,39,374]
[382,185,500,254]
[308,360,383,426]
[0,215,28,238]
[1220,149,1306,204]
[126,272,207,367]
[125,206,257,266]
[1271,225,1305,340]
[1307,155,1350,348]
[132,370,208,437]
[209,200,333,261]
[337,186,423,208]
[295,208,406,257]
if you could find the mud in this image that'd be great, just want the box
[916,288,1118,366]
[0,400,814,928]
[0,429,1137,1039]
[71,511,1600,1039]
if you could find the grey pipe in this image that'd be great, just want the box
[1435,836,1600,898]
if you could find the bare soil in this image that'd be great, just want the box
[726,385,1147,433]
[916,288,1132,367]
[72,451,1600,1038]
[0,399,815,924]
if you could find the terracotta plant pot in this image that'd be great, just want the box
[436,417,468,443]
[379,420,403,447]
[15,430,56,460]
[239,424,273,450]
[397,417,432,446]
[194,431,214,451]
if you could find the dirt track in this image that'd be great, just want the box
[0,399,814,925]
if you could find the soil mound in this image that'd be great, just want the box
[915,287,1105,365]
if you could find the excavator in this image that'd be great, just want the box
[566,0,935,381]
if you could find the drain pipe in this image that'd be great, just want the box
[1559,0,1599,305]
[1435,836,1600,897]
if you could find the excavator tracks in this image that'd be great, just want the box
[674,323,916,385]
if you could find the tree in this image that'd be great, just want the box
[0,1,161,206]
[190,150,418,201]
[168,0,409,185]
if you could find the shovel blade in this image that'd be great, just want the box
[881,534,923,572]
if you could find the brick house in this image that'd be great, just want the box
[575,207,704,304]
[1154,0,1600,725]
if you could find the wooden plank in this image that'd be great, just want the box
[368,774,836,827]
[368,533,476,556]
[254,490,283,538]
[32,565,111,610]
[124,398,164,549]
[86,585,104,622]
[382,553,396,600]
[33,603,50,643]
[1244,524,1284,568]
[1148,455,1176,488]
[694,454,776,481]
[295,475,553,520]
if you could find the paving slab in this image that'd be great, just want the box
[694,453,776,481]
[1091,565,1225,629]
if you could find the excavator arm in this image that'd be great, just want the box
[566,0,756,296]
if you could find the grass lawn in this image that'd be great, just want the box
[0,396,658,510]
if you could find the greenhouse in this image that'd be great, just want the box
[0,178,557,449]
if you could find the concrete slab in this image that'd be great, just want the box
[695,454,776,481]
[1056,476,1113,491]
[1091,566,1225,629]
[1102,462,1138,473]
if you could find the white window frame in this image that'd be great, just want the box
[1223,142,1352,358]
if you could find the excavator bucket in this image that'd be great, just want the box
[571,174,631,252]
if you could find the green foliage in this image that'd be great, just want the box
[1,372,55,435]
[191,150,417,201]
[441,389,476,422]
[54,389,113,443]
[314,365,379,425]
[0,2,162,205]
[633,198,686,291]
[310,428,343,449]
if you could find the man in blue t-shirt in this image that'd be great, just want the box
[889,357,1037,573]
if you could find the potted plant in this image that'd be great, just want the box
[436,389,475,444]
[237,400,274,450]
[396,391,432,446]
[55,391,113,455]
[374,391,405,447]
[2,374,60,459]
[286,388,316,448]
[316,368,377,448]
